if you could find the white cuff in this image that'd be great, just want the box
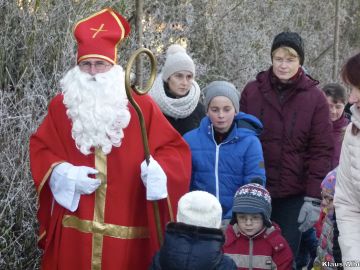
[50,165,80,212]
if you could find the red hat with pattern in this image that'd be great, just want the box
[73,8,130,64]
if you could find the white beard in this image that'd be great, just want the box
[60,65,131,155]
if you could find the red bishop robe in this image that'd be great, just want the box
[30,93,191,270]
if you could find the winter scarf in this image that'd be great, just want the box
[149,73,201,119]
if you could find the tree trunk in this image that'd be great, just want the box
[332,0,341,80]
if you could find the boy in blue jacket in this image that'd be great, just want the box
[183,81,266,224]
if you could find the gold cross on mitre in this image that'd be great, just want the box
[90,24,107,38]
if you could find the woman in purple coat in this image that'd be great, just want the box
[240,32,334,260]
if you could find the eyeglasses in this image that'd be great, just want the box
[236,214,263,224]
[78,61,112,72]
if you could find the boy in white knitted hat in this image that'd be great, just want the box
[223,183,293,269]
[149,190,236,270]
[149,44,205,135]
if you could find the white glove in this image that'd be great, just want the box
[140,156,168,201]
[297,196,321,232]
[50,162,101,211]
[67,165,101,195]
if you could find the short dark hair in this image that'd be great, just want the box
[322,83,347,104]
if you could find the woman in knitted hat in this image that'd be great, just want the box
[223,183,293,270]
[183,80,266,225]
[149,191,236,270]
[240,31,333,259]
[149,44,205,135]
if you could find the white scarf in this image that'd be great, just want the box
[149,73,201,119]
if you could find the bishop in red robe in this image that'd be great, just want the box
[29,8,191,270]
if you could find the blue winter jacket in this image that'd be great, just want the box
[183,112,266,219]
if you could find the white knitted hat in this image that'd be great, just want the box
[161,44,195,81]
[177,191,222,229]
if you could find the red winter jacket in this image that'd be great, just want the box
[223,223,293,270]
[240,68,333,199]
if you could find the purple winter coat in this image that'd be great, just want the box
[240,68,333,199]
[331,113,349,169]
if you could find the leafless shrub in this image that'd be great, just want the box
[0,1,134,268]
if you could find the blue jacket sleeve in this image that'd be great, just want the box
[242,136,266,185]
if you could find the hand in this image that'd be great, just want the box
[298,196,321,232]
[50,162,101,211]
[140,156,167,201]
[53,162,101,195]
[66,165,101,194]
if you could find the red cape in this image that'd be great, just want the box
[30,93,191,269]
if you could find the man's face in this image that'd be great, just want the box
[78,58,113,75]
[61,64,130,155]
[272,48,301,82]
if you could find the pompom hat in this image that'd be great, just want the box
[162,44,195,81]
[232,183,272,227]
[177,191,222,229]
[271,31,305,65]
[204,81,240,113]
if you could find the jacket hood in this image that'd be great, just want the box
[235,112,263,136]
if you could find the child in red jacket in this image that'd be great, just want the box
[223,183,293,269]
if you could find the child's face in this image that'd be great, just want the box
[236,213,264,237]
[321,189,334,211]
[326,96,345,122]
[207,96,236,133]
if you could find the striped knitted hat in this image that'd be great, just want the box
[232,183,272,227]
